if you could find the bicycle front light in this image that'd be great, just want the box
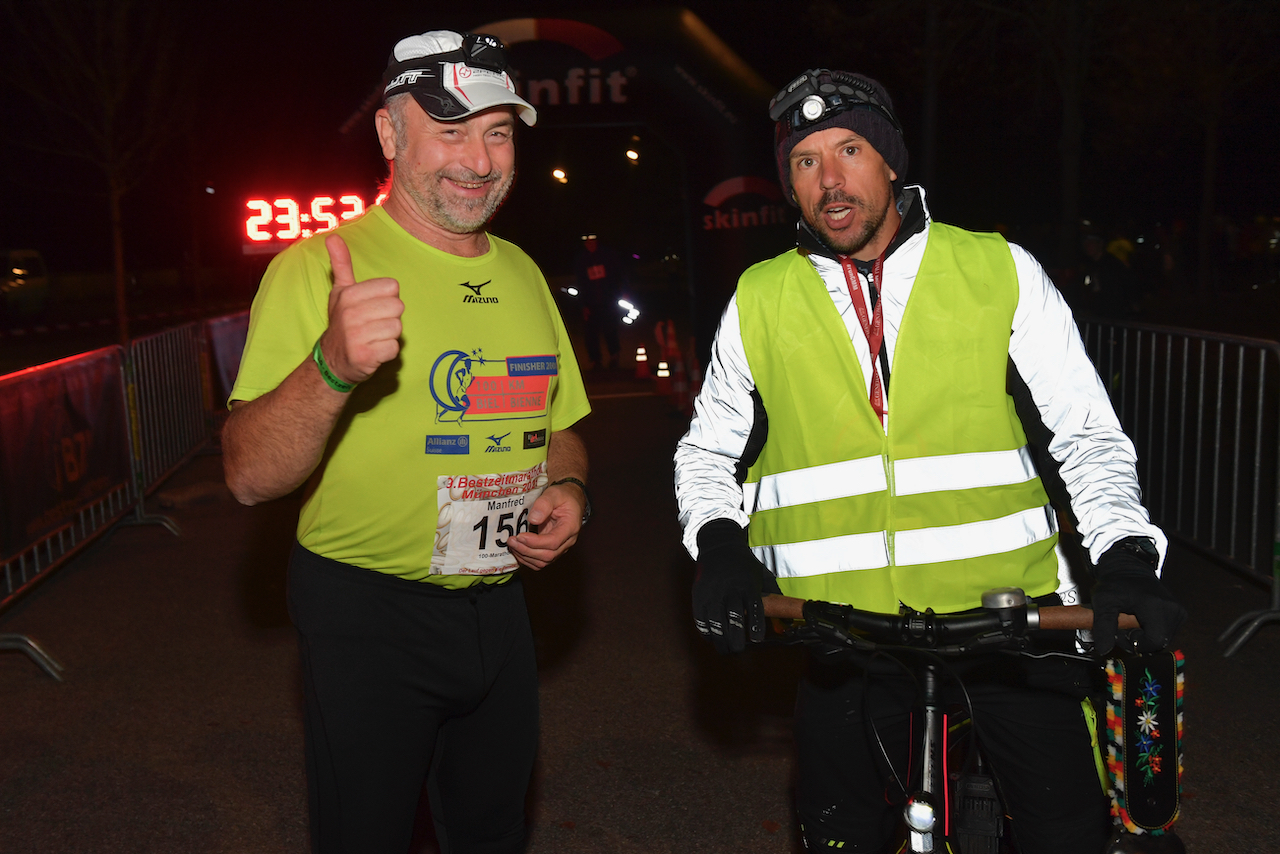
[905,796,935,832]
[905,796,937,852]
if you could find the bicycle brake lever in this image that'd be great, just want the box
[939,632,1029,656]
[797,600,880,652]
[793,623,879,653]
[801,599,853,627]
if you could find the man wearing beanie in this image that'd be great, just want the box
[224,29,590,854]
[675,69,1184,852]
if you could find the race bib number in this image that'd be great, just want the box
[431,463,548,575]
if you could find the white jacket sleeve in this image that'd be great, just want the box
[673,295,756,559]
[1007,244,1169,569]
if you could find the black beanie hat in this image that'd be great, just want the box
[773,70,908,205]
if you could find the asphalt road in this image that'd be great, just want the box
[1,375,1277,852]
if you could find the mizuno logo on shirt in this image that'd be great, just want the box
[458,280,498,304]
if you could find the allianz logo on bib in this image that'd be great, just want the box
[457,280,498,304]
[485,432,512,453]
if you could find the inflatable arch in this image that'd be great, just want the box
[474,9,793,361]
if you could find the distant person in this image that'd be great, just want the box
[1106,232,1135,268]
[1082,228,1138,318]
[222,29,591,854]
[674,68,1183,853]
[573,233,626,369]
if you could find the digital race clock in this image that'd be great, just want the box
[243,194,385,254]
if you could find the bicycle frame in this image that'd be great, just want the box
[761,588,1139,854]
[905,662,944,852]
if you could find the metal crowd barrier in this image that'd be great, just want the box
[121,323,211,537]
[1,312,251,677]
[1079,320,1280,655]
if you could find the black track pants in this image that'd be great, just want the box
[288,544,538,854]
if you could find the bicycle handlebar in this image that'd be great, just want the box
[762,591,1139,654]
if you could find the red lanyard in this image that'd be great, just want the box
[839,248,889,426]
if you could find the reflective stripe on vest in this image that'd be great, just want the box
[754,504,1055,576]
[744,446,1038,513]
[735,223,1059,613]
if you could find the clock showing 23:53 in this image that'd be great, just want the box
[243,194,387,250]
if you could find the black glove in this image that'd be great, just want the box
[693,519,769,654]
[1091,537,1186,655]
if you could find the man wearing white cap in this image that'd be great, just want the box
[224,29,591,854]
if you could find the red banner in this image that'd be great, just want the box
[0,347,133,559]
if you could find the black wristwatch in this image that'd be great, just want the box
[1113,536,1159,568]
[549,477,592,526]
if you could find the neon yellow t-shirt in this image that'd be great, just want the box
[231,205,591,587]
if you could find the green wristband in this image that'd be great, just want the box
[312,338,356,393]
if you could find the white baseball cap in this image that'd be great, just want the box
[382,30,536,126]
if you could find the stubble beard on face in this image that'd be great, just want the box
[806,189,890,256]
[404,166,515,234]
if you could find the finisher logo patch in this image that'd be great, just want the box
[430,349,558,424]
[523,429,547,449]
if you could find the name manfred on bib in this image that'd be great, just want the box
[432,463,548,575]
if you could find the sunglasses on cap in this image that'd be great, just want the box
[768,69,902,134]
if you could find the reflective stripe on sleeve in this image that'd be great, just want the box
[894,505,1056,567]
[742,455,887,513]
[893,446,1038,496]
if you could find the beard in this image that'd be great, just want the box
[805,188,891,256]
[403,165,515,234]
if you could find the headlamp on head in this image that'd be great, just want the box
[769,69,902,135]
[771,68,910,206]
[450,32,508,73]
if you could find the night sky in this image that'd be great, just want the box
[2,0,1277,287]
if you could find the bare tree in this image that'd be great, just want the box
[813,0,981,194]
[970,0,1100,266]
[915,0,991,193]
[1175,0,1278,293]
[1097,0,1279,294]
[2,0,187,344]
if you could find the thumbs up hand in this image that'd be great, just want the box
[320,234,404,386]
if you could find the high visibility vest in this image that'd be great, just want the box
[736,223,1059,614]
